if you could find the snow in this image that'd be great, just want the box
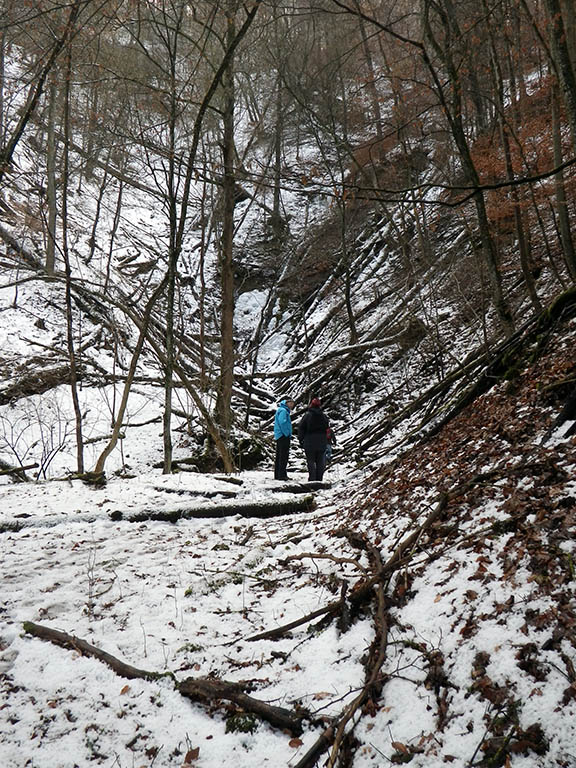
[1,30,575,768]
[1,457,575,768]
[0,471,370,768]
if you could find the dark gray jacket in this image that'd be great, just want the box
[298,407,329,450]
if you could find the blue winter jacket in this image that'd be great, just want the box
[274,400,293,440]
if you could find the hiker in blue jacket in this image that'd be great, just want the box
[274,397,295,480]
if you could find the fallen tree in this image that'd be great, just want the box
[115,494,315,522]
[22,621,307,736]
[0,460,38,481]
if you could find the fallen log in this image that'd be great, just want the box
[0,461,38,479]
[344,492,450,608]
[292,554,391,768]
[115,494,315,522]
[423,286,576,443]
[270,481,331,494]
[0,495,317,535]
[542,385,576,442]
[23,621,305,735]
[151,486,238,499]
[292,727,336,768]
[178,676,303,734]
[235,325,413,381]
[22,622,162,681]
[244,599,344,642]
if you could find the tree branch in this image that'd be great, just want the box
[23,621,305,735]
[235,324,413,380]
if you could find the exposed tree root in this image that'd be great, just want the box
[286,493,456,767]
[291,573,389,768]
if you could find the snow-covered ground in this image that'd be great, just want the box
[1,30,575,767]
[1,445,576,767]
[0,470,370,768]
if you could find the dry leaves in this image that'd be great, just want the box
[181,746,200,766]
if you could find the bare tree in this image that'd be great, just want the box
[544,0,576,149]
[214,0,239,440]
[0,0,84,182]
[61,17,84,474]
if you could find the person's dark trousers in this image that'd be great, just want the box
[274,435,291,479]
[305,448,326,481]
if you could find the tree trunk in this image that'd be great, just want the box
[198,167,210,389]
[0,23,5,148]
[551,79,576,280]
[214,1,237,444]
[545,0,576,150]
[340,201,359,345]
[483,17,542,312]
[0,0,82,182]
[421,0,514,335]
[354,0,383,139]
[499,119,542,311]
[560,0,576,69]
[62,35,84,474]
[271,73,284,239]
[94,277,169,477]
[87,164,111,264]
[442,0,488,133]
[162,12,182,475]
[163,248,176,474]
[45,79,58,275]
[103,179,124,295]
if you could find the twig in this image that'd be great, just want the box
[283,552,367,574]
[244,600,344,642]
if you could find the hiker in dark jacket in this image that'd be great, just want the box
[298,397,330,481]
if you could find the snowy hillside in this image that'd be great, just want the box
[1,309,576,768]
[2,1,576,765]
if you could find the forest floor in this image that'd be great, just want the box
[1,315,576,768]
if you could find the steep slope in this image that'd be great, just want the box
[0,292,574,768]
[323,302,576,766]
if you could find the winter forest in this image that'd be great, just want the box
[1,0,576,766]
